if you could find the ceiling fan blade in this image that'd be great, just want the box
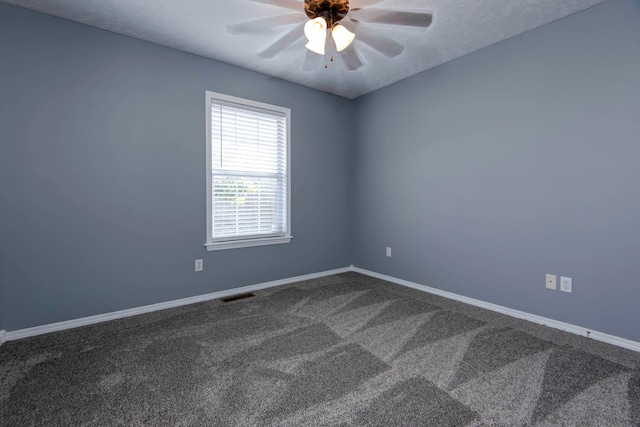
[349,8,433,27]
[246,0,303,11]
[339,45,364,71]
[227,14,305,35]
[352,0,385,6]
[302,50,322,71]
[345,22,404,58]
[258,23,305,58]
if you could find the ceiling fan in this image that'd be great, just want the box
[227,0,433,71]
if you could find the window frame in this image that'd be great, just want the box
[204,91,292,251]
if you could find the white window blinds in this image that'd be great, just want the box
[206,92,291,250]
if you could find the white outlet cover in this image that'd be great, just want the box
[386,247,392,257]
[195,259,203,272]
[545,274,557,290]
[560,276,572,293]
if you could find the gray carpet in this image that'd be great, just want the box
[1,272,639,426]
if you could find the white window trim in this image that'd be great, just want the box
[204,91,292,251]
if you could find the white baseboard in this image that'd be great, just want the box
[5,266,352,342]
[6,265,639,353]
[352,266,640,353]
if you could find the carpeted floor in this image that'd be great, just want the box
[1,272,639,426]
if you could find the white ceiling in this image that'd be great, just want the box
[3,0,607,99]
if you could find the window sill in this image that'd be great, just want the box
[205,236,292,251]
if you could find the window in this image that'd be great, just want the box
[205,91,291,251]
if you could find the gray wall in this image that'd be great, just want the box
[353,0,640,342]
[0,3,354,331]
[2,0,640,343]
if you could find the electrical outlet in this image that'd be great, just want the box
[560,276,572,293]
[195,259,203,272]
[386,247,392,257]
[545,274,556,290]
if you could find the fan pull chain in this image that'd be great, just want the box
[325,13,335,69]
[325,38,333,68]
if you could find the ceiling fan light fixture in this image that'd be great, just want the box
[305,38,326,55]
[305,35,326,55]
[304,17,327,55]
[331,24,354,52]
[304,17,327,41]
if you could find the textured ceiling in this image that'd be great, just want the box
[2,0,607,98]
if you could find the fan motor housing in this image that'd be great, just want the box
[304,0,349,25]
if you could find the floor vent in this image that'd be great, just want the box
[220,292,256,303]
